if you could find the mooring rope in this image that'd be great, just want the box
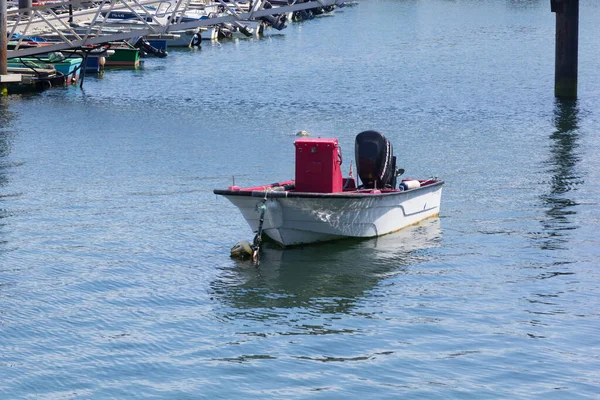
[251,190,270,266]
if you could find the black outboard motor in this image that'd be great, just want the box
[355,130,397,189]
[261,1,287,30]
[133,37,167,58]
[222,22,253,37]
[261,14,287,31]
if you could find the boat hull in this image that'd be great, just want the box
[159,27,220,47]
[104,47,140,68]
[219,182,443,246]
[7,57,82,85]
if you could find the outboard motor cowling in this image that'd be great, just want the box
[261,14,287,31]
[133,37,167,58]
[355,130,396,189]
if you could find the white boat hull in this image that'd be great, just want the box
[165,27,219,46]
[220,183,443,246]
[222,20,264,38]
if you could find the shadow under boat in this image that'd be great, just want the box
[210,218,442,315]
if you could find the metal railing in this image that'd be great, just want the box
[4,0,343,58]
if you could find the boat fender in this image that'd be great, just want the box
[189,32,202,48]
[400,180,421,190]
[230,240,253,259]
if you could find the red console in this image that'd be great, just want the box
[294,138,343,193]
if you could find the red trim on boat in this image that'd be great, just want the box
[214,180,444,199]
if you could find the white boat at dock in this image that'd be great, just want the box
[95,0,219,26]
[214,131,444,248]
[145,26,219,47]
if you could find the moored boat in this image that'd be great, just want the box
[7,54,83,85]
[214,131,444,248]
[104,45,141,67]
[4,66,61,93]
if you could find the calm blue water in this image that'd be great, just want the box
[2,0,600,398]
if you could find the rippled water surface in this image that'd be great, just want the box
[1,0,600,398]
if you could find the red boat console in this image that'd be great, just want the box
[294,138,343,193]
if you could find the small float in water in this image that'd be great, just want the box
[215,130,444,260]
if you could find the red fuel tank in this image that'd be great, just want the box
[294,138,343,193]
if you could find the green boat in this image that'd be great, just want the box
[104,46,141,68]
[7,56,83,85]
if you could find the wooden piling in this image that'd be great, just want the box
[1,0,8,95]
[551,0,579,98]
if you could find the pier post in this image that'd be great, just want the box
[1,0,8,95]
[19,0,31,15]
[551,0,579,98]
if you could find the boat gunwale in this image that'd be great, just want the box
[213,180,444,199]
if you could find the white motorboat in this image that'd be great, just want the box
[96,0,218,26]
[156,26,219,47]
[214,131,444,248]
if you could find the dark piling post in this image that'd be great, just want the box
[19,0,31,15]
[1,0,8,95]
[551,0,579,98]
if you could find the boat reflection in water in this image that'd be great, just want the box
[210,218,442,315]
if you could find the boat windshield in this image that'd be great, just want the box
[155,1,173,17]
